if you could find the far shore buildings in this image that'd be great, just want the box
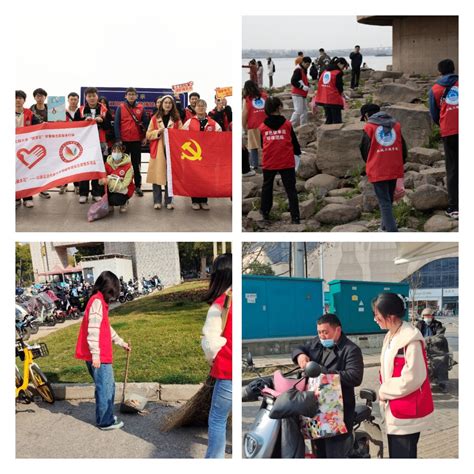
[357,16,458,75]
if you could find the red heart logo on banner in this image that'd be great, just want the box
[17,145,47,169]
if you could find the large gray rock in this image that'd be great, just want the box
[315,123,365,177]
[423,215,458,232]
[242,198,257,215]
[371,71,404,81]
[409,184,448,211]
[408,147,442,165]
[331,224,369,232]
[375,83,422,104]
[242,181,260,199]
[295,123,318,148]
[299,198,317,219]
[304,174,339,197]
[328,187,356,197]
[315,203,361,225]
[247,210,264,222]
[419,168,446,182]
[382,103,432,148]
[323,196,347,205]
[297,153,319,180]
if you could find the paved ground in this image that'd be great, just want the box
[242,321,459,458]
[16,399,231,458]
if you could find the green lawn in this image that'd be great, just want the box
[35,281,211,384]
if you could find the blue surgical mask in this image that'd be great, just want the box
[321,339,335,349]
[112,152,122,162]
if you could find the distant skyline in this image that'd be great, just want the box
[243,15,392,50]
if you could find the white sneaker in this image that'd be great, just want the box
[59,185,67,194]
[79,196,87,204]
[243,170,256,177]
[99,419,124,431]
[166,203,174,210]
[200,203,210,210]
[119,202,128,213]
[191,203,200,210]
[154,203,162,210]
[93,196,102,202]
[24,200,34,208]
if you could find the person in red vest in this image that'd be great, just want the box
[290,56,312,127]
[315,57,349,124]
[259,96,301,224]
[242,59,258,85]
[78,87,112,203]
[182,99,222,210]
[15,90,39,208]
[208,96,232,131]
[101,143,135,213]
[429,59,459,220]
[75,271,130,430]
[201,253,232,458]
[374,292,434,458]
[360,103,407,232]
[114,87,149,197]
[242,80,268,171]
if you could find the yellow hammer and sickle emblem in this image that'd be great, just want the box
[181,139,203,161]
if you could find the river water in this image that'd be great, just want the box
[242,56,393,88]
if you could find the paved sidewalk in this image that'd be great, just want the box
[16,399,231,458]
[16,189,232,232]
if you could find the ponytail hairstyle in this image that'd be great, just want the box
[329,56,349,70]
[373,292,407,320]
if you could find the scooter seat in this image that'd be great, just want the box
[353,405,371,424]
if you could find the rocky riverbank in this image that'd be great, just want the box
[242,69,458,233]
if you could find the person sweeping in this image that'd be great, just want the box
[75,271,130,430]
[201,253,233,458]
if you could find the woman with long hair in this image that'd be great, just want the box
[373,292,434,458]
[75,271,130,430]
[201,253,232,458]
[242,80,268,171]
[146,95,182,210]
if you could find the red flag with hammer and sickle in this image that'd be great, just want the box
[165,129,232,198]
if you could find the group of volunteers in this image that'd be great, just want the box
[242,52,459,229]
[74,253,232,458]
[15,87,232,213]
[294,292,436,458]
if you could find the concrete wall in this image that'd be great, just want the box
[30,242,68,281]
[392,16,458,75]
[81,257,134,284]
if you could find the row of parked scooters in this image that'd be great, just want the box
[118,275,164,303]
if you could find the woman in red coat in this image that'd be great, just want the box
[201,253,232,458]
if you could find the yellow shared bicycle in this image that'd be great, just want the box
[15,336,55,404]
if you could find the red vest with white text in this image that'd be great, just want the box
[119,102,145,141]
[291,66,309,98]
[259,120,295,170]
[75,292,113,363]
[431,81,459,137]
[316,69,344,107]
[364,121,404,183]
[246,92,268,129]
[105,160,135,197]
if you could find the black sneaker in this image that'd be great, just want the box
[445,209,459,220]
[39,191,51,199]
[291,218,301,224]
[135,188,144,197]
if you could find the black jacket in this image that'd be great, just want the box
[208,105,232,131]
[350,52,363,69]
[415,319,446,337]
[291,333,364,431]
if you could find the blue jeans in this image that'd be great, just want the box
[152,183,172,205]
[373,180,398,232]
[205,378,232,458]
[249,148,259,169]
[86,362,116,427]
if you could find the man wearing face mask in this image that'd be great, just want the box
[416,308,449,392]
[101,143,135,213]
[292,313,364,458]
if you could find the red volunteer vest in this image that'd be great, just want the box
[381,342,434,420]
[210,294,232,380]
[20,108,34,127]
[149,115,181,159]
[184,107,195,122]
[431,81,459,137]
[291,66,309,97]
[316,69,344,106]
[75,292,113,363]
[119,102,145,141]
[105,160,135,197]
[245,92,268,129]
[364,121,404,183]
[79,103,108,142]
[259,120,295,170]
[187,115,219,132]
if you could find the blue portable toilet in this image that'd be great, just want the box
[242,275,324,340]
[327,279,409,334]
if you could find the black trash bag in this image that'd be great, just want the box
[269,389,319,419]
[281,417,306,458]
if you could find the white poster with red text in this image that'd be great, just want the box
[16,121,106,199]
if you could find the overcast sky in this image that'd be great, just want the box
[16,13,234,109]
[243,16,392,50]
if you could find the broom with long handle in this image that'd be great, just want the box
[161,290,232,431]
